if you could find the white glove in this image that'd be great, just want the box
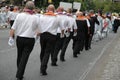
[73,32,77,36]
[60,33,64,38]
[65,32,70,37]
[8,37,14,46]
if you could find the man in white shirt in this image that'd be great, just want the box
[39,4,64,75]
[51,6,69,66]
[7,6,19,28]
[74,11,90,57]
[60,8,77,60]
[8,1,40,80]
[88,10,99,49]
[94,12,103,41]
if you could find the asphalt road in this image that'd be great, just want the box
[0,29,117,80]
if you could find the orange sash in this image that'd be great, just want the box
[77,16,86,20]
[44,11,56,16]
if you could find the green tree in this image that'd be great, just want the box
[34,0,41,7]
[111,2,120,12]
[10,0,22,6]
[93,1,105,12]
[10,0,120,13]
[102,1,112,12]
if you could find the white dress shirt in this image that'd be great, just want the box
[39,14,64,35]
[67,16,77,32]
[56,13,69,33]
[7,11,19,20]
[11,12,40,38]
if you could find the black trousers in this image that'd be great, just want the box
[40,32,57,72]
[60,32,74,60]
[51,33,64,64]
[10,20,14,29]
[84,33,89,50]
[73,37,82,56]
[16,36,35,79]
[73,33,85,56]
[88,33,94,49]
[113,26,119,33]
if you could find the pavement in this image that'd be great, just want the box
[0,28,120,80]
[83,29,120,80]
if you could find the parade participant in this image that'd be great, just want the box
[51,6,69,66]
[83,12,91,51]
[94,10,103,41]
[113,14,120,33]
[74,11,89,57]
[101,14,112,38]
[0,7,7,27]
[8,1,40,80]
[60,8,77,59]
[7,5,19,28]
[39,4,64,75]
[6,6,13,27]
[111,13,116,31]
[88,10,99,49]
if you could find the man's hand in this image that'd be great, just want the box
[8,37,14,46]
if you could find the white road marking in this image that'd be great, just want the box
[79,35,116,80]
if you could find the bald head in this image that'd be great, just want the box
[57,6,64,12]
[76,11,83,17]
[67,8,72,13]
[25,1,35,10]
[14,6,19,10]
[47,4,55,12]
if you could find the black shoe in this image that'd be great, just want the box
[40,71,47,76]
[88,47,91,49]
[60,58,66,62]
[51,63,58,66]
[15,77,24,80]
[77,52,81,54]
[15,78,23,80]
[73,55,78,58]
[41,72,47,76]
[85,48,89,51]
[15,78,22,80]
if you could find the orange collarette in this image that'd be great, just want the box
[44,11,56,16]
[77,16,85,20]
